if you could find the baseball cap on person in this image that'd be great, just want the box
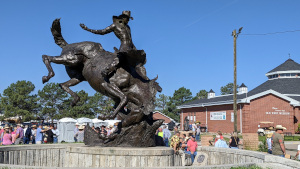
[191,135,196,138]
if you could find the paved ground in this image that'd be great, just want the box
[285,141,299,159]
[197,135,300,159]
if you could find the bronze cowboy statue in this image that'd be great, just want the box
[80,11,147,80]
[41,11,163,147]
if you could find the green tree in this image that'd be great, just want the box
[220,83,239,95]
[163,87,193,122]
[0,80,40,121]
[155,94,169,111]
[89,92,114,116]
[61,90,95,119]
[194,90,208,99]
[171,87,193,105]
[38,83,68,123]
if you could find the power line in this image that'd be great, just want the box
[241,29,300,36]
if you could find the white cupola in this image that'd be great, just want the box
[238,83,248,94]
[207,89,215,99]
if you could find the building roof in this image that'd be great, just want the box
[153,111,176,123]
[178,93,247,108]
[247,78,300,100]
[267,59,300,74]
[178,59,300,109]
[208,89,215,93]
[240,83,247,88]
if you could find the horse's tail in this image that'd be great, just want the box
[51,18,68,48]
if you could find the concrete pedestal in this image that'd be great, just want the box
[65,146,174,168]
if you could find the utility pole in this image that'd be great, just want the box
[232,27,243,132]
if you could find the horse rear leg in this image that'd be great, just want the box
[42,54,83,83]
[59,78,82,107]
[98,83,128,120]
[42,55,56,83]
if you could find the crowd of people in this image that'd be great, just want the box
[73,122,119,142]
[155,125,200,164]
[0,124,59,145]
[209,131,240,149]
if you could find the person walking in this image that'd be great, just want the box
[186,135,198,163]
[75,125,84,142]
[272,125,286,157]
[11,127,17,144]
[15,124,24,144]
[74,123,79,142]
[196,125,201,141]
[36,125,43,144]
[162,126,171,147]
[52,126,59,143]
[45,126,54,143]
[2,126,12,145]
[229,132,240,149]
[266,133,273,154]
[23,125,29,144]
[24,125,32,144]
[31,125,37,144]
[0,126,4,145]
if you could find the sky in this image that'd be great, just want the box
[1,0,300,98]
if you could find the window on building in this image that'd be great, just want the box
[269,74,279,79]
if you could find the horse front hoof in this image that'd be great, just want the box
[42,76,49,84]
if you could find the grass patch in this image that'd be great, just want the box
[258,136,265,142]
[284,135,300,141]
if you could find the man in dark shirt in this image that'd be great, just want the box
[44,126,54,143]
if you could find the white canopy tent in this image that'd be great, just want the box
[92,118,108,128]
[57,118,77,143]
[105,120,121,126]
[77,117,93,126]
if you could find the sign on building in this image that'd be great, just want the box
[210,111,226,120]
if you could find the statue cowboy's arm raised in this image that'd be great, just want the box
[80,23,115,35]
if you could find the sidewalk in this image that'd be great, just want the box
[285,141,299,158]
[197,136,299,158]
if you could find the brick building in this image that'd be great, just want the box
[178,59,300,134]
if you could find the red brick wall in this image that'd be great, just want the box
[153,113,171,123]
[180,94,297,134]
[246,94,295,133]
[181,105,242,133]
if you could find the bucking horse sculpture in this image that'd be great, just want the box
[42,11,163,147]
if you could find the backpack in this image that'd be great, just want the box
[25,128,32,138]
